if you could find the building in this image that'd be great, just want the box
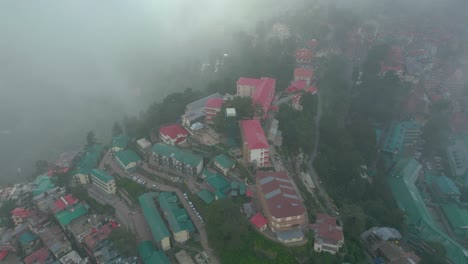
[160,124,189,146]
[23,247,53,264]
[33,187,66,214]
[72,144,104,185]
[250,213,268,231]
[182,93,223,128]
[310,214,344,254]
[390,158,422,183]
[51,151,78,175]
[240,120,270,168]
[440,204,468,237]
[110,134,129,152]
[213,154,235,176]
[115,150,141,172]
[54,203,89,228]
[236,77,276,119]
[431,175,460,202]
[90,169,116,195]
[74,173,90,185]
[151,143,203,176]
[138,241,170,264]
[447,140,468,177]
[292,94,303,111]
[256,171,307,234]
[175,250,195,264]
[294,68,314,86]
[37,224,72,259]
[31,175,55,197]
[197,189,214,205]
[59,250,86,264]
[52,194,79,213]
[68,215,106,242]
[138,193,171,251]
[11,208,30,226]
[136,138,152,156]
[205,172,231,200]
[295,48,312,64]
[381,121,421,158]
[361,227,420,264]
[204,98,224,124]
[158,192,195,243]
[82,221,118,263]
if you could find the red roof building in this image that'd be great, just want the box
[52,194,79,213]
[250,213,268,231]
[237,78,261,97]
[380,46,404,75]
[310,213,344,254]
[240,120,270,168]
[295,48,313,63]
[11,207,31,226]
[0,250,8,261]
[83,221,117,254]
[160,124,188,146]
[308,39,318,49]
[23,247,52,264]
[204,98,225,124]
[285,80,307,94]
[256,171,307,232]
[294,68,314,86]
[252,78,276,119]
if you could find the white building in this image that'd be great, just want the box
[90,169,116,195]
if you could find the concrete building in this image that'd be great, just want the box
[294,68,314,86]
[82,221,118,263]
[59,250,86,264]
[213,154,235,176]
[310,214,344,254]
[204,98,224,124]
[51,194,79,214]
[31,175,55,197]
[115,150,141,172]
[72,144,104,185]
[90,169,116,195]
[447,140,468,177]
[160,124,189,146]
[182,93,223,128]
[138,193,171,251]
[295,48,312,64]
[37,224,72,259]
[136,138,152,156]
[240,120,270,168]
[54,203,89,228]
[236,77,276,119]
[250,213,268,231]
[68,215,106,242]
[109,134,129,152]
[33,187,66,214]
[381,121,421,158]
[138,241,170,264]
[151,143,203,176]
[175,250,195,264]
[74,174,90,185]
[11,208,30,226]
[158,192,195,243]
[256,171,307,236]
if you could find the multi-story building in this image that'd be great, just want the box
[256,171,307,236]
[213,154,235,176]
[236,77,276,119]
[151,143,203,176]
[138,193,171,251]
[236,78,260,97]
[204,98,224,124]
[159,124,189,146]
[447,140,468,177]
[115,150,141,173]
[381,121,421,158]
[182,93,223,129]
[110,134,129,152]
[310,214,344,254]
[295,48,312,64]
[37,224,72,259]
[294,68,314,86]
[158,192,195,243]
[11,208,31,226]
[33,187,66,214]
[240,120,270,168]
[90,169,116,195]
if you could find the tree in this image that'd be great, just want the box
[86,131,96,146]
[35,160,49,175]
[0,199,16,228]
[112,122,123,137]
[108,227,137,256]
[213,97,256,132]
[51,171,71,189]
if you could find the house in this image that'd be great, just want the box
[33,187,66,214]
[90,169,116,195]
[68,215,106,243]
[204,98,225,124]
[72,144,104,185]
[138,193,171,251]
[294,68,314,86]
[11,208,30,226]
[236,77,276,119]
[136,138,152,156]
[22,247,53,264]
[256,171,307,235]
[310,213,344,254]
[51,151,78,175]
[250,213,268,231]
[213,154,235,176]
[240,120,270,168]
[110,134,129,152]
[205,172,231,200]
[31,175,55,197]
[115,150,141,172]
[159,124,189,146]
[37,224,72,259]
[54,203,89,228]
[182,93,223,128]
[82,221,118,262]
[447,140,468,177]
[158,192,195,243]
[138,241,171,264]
[151,143,203,176]
[51,194,79,213]
[381,121,421,158]
[18,231,40,256]
[295,48,312,64]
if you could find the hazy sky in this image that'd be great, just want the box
[0,0,301,182]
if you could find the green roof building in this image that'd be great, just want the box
[90,169,116,195]
[54,203,88,227]
[213,154,236,175]
[206,173,230,200]
[32,175,55,196]
[19,231,38,246]
[388,159,468,264]
[72,144,104,183]
[138,193,171,251]
[138,241,170,264]
[110,134,129,152]
[447,140,468,177]
[152,143,203,176]
[432,175,461,202]
[158,192,195,243]
[441,203,468,237]
[382,121,420,159]
[115,150,141,172]
[197,189,214,205]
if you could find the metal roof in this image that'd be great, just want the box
[138,193,170,242]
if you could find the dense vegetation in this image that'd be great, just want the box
[108,227,138,256]
[70,186,115,215]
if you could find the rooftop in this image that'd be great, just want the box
[138,241,171,264]
[158,192,195,233]
[294,68,314,78]
[240,119,269,150]
[441,204,468,232]
[197,189,215,205]
[152,143,203,167]
[52,194,79,213]
[382,121,420,155]
[186,92,222,112]
[115,150,141,167]
[434,176,460,196]
[37,224,71,258]
[250,213,268,229]
[110,134,129,150]
[136,138,152,149]
[256,171,305,219]
[11,207,30,218]
[237,77,261,87]
[213,154,235,169]
[90,169,114,184]
[295,48,312,60]
[83,221,117,250]
[310,213,344,245]
[54,203,88,226]
[23,247,52,264]
[205,98,225,109]
[59,250,85,264]
[138,193,170,242]
[206,173,230,194]
[32,175,55,196]
[252,77,276,119]
[54,151,78,169]
[285,80,307,93]
[159,124,188,143]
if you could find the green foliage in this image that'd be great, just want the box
[35,160,49,176]
[418,242,447,264]
[0,199,16,228]
[213,97,255,132]
[422,112,449,157]
[86,131,97,146]
[51,171,71,188]
[116,178,146,203]
[108,227,137,256]
[112,122,124,137]
[70,186,115,215]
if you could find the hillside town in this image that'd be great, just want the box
[1,2,468,264]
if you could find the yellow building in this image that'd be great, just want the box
[90,169,116,195]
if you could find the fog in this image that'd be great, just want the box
[0,0,303,183]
